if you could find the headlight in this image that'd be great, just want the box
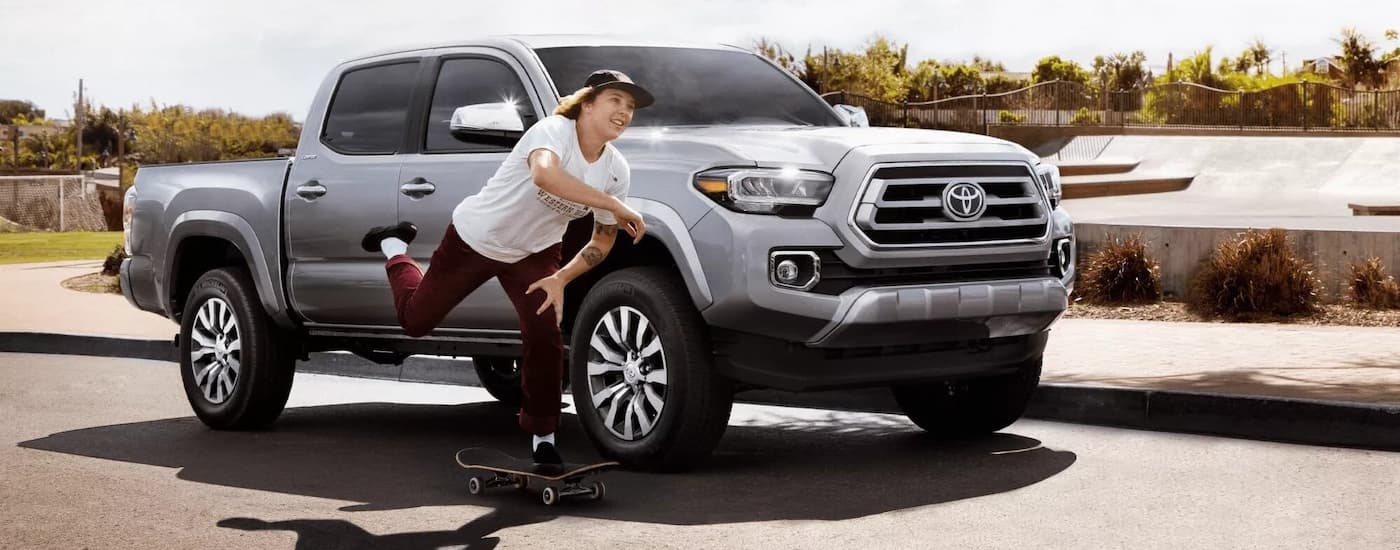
[694,168,834,215]
[1035,163,1062,208]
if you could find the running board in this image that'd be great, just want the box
[304,329,526,360]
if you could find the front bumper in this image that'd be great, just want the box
[810,278,1066,347]
[713,329,1049,392]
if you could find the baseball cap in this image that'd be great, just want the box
[584,69,655,109]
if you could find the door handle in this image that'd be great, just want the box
[400,177,436,199]
[295,181,327,201]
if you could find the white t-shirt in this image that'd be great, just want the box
[452,115,630,263]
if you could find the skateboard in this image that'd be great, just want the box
[454,447,619,506]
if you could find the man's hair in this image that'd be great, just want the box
[553,86,598,119]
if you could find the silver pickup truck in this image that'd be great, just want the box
[121,35,1074,470]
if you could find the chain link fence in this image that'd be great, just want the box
[0,176,110,232]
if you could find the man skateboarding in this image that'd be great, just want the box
[361,70,653,468]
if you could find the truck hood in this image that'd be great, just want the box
[614,125,1034,170]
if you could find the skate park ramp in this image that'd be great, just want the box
[1054,135,1400,229]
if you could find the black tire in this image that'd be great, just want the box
[569,267,732,471]
[472,356,524,407]
[892,355,1042,438]
[471,356,570,408]
[178,267,297,430]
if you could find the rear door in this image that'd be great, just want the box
[396,51,547,330]
[284,58,421,326]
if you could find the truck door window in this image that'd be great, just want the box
[424,57,538,153]
[321,61,420,155]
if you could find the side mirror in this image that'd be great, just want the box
[832,104,869,128]
[449,103,525,145]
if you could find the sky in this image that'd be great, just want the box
[2,0,1396,122]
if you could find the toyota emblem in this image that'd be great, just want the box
[942,182,987,221]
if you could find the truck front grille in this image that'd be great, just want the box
[851,163,1049,247]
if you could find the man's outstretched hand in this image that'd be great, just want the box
[526,273,567,325]
[612,202,646,244]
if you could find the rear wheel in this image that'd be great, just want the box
[471,356,569,408]
[178,267,297,430]
[892,356,1042,438]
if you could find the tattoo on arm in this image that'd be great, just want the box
[581,246,605,267]
[594,222,618,238]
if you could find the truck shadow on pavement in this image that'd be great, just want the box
[19,400,1077,525]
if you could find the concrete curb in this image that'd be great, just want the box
[3,331,1395,451]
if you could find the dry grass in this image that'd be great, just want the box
[1067,300,1400,328]
[60,272,122,295]
[1187,228,1322,321]
[1347,257,1400,309]
[1076,233,1162,305]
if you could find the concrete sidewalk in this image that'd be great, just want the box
[2,260,1397,449]
[7,261,1397,406]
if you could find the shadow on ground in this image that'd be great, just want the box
[1044,357,1400,404]
[19,401,1076,525]
[216,508,554,550]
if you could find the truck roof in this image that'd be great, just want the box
[342,34,746,65]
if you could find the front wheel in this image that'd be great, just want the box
[569,267,732,471]
[892,356,1042,438]
[178,267,297,430]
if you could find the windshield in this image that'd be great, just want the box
[534,46,844,128]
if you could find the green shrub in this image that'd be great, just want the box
[1070,107,1102,125]
[997,110,1026,124]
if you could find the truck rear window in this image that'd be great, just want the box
[322,61,419,154]
[534,46,843,128]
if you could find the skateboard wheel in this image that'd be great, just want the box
[589,481,605,501]
[541,486,559,506]
[467,476,483,495]
[515,476,529,491]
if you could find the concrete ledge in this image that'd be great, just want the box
[1349,203,1400,216]
[3,331,1396,451]
[1061,173,1194,199]
[1075,222,1400,302]
[1051,160,1140,177]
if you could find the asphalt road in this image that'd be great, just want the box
[2,352,1397,549]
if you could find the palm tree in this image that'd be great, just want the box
[1249,39,1273,76]
[1337,27,1385,89]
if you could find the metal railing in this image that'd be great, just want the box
[822,81,1400,134]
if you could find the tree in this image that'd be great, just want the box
[1248,39,1273,76]
[1337,27,1386,89]
[1163,48,1227,89]
[969,55,1006,73]
[0,100,45,123]
[905,60,941,101]
[1031,56,1091,86]
[753,37,805,80]
[801,36,912,103]
[937,65,984,98]
[985,75,1028,95]
[1093,51,1149,91]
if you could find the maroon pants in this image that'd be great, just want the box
[385,224,563,436]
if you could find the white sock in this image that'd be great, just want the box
[380,237,407,259]
[533,433,555,449]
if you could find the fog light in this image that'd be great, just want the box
[1054,238,1074,277]
[776,260,800,284]
[769,251,821,291]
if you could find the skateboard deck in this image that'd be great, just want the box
[454,447,619,505]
